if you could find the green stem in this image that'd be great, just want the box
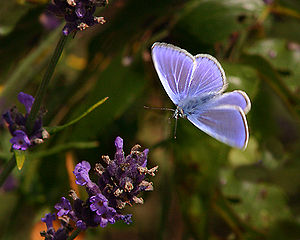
[26,33,69,133]
[67,229,81,240]
[0,156,16,188]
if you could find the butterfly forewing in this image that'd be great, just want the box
[187,55,227,97]
[152,43,194,105]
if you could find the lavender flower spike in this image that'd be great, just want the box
[47,0,108,35]
[41,137,157,239]
[2,92,48,151]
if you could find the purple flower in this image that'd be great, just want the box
[89,193,109,215]
[47,0,108,35]
[41,213,56,229]
[94,206,116,227]
[97,137,157,210]
[18,92,34,113]
[73,161,92,186]
[2,92,48,151]
[119,214,132,224]
[76,220,87,230]
[10,130,31,151]
[55,197,72,217]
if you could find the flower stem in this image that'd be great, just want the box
[26,33,69,134]
[0,156,16,188]
[67,229,81,240]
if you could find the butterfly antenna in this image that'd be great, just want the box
[144,106,175,112]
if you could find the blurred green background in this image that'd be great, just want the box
[1,0,300,239]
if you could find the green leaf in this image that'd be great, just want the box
[14,149,26,170]
[44,96,109,134]
[176,0,263,45]
[241,53,300,118]
[221,168,291,229]
[246,38,300,91]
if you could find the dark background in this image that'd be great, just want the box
[1,0,300,239]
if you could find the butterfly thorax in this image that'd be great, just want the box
[176,93,217,118]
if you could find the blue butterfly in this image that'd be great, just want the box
[151,42,251,149]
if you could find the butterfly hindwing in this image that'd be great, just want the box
[212,90,251,114]
[187,105,248,149]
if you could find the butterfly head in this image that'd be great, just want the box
[173,106,186,119]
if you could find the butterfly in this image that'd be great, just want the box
[151,42,251,149]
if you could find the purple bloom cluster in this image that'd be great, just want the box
[2,92,48,151]
[41,137,157,239]
[48,0,108,35]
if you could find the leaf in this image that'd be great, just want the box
[246,38,300,91]
[14,149,26,170]
[241,53,300,119]
[175,0,263,45]
[221,168,291,229]
[44,97,109,134]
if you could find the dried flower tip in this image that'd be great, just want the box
[67,0,76,6]
[105,184,114,193]
[132,196,144,204]
[69,189,79,200]
[58,215,70,224]
[130,144,141,154]
[94,17,106,24]
[42,129,50,139]
[102,155,111,164]
[114,188,123,197]
[116,199,126,209]
[148,166,158,176]
[124,181,134,192]
[95,163,105,175]
[138,166,158,176]
[32,138,44,144]
[78,23,89,31]
[139,180,153,191]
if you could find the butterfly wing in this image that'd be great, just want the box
[187,105,249,149]
[213,90,251,114]
[151,42,194,105]
[152,43,227,105]
[186,54,227,97]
